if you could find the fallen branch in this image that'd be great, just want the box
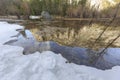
[92,34,120,65]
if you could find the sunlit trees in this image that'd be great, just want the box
[0,0,119,19]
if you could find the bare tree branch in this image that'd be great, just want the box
[94,3,120,44]
[92,34,120,65]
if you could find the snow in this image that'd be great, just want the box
[0,48,120,80]
[0,49,101,80]
[0,45,23,58]
[0,21,120,80]
[0,22,23,45]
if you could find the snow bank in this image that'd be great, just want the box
[0,22,23,45]
[0,47,120,80]
[0,21,120,80]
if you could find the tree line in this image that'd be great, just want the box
[0,0,119,19]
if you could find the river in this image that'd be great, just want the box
[5,20,120,70]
